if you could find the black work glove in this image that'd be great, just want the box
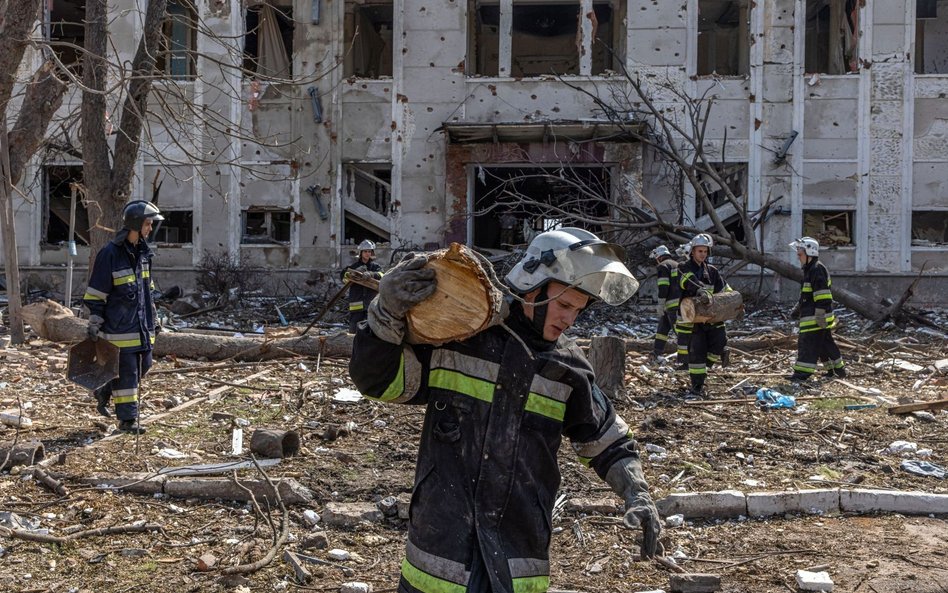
[367,253,437,344]
[87,315,104,341]
[604,458,662,559]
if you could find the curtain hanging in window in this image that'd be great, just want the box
[256,3,290,78]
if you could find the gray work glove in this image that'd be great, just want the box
[696,288,712,306]
[790,302,801,320]
[655,302,665,317]
[815,308,828,329]
[87,314,104,341]
[604,457,662,559]
[367,253,437,344]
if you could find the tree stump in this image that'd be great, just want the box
[679,291,744,324]
[587,335,626,398]
[250,429,301,459]
[0,440,45,470]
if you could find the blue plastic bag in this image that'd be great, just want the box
[756,388,796,409]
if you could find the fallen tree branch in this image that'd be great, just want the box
[221,459,290,575]
[30,467,69,497]
[0,523,162,544]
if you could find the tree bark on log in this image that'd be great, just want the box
[587,336,626,398]
[0,441,45,470]
[250,429,301,459]
[679,291,744,324]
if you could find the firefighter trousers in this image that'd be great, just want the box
[688,323,727,390]
[653,311,677,357]
[94,350,153,422]
[349,309,368,334]
[793,329,844,377]
[675,321,692,367]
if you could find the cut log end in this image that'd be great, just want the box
[250,429,301,459]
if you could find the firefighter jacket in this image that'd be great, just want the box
[656,258,681,312]
[797,257,836,333]
[678,258,729,329]
[342,259,383,312]
[349,305,641,593]
[82,232,157,352]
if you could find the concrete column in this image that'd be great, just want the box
[499,0,512,77]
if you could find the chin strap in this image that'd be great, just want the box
[529,284,550,337]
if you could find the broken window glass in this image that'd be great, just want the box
[48,0,85,74]
[244,1,295,78]
[915,0,948,74]
[43,165,89,246]
[911,211,948,246]
[803,209,854,246]
[156,0,198,79]
[151,211,194,245]
[697,0,750,76]
[695,163,747,219]
[344,1,394,78]
[242,209,292,244]
[805,0,860,75]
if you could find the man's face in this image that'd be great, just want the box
[141,218,154,239]
[524,282,590,342]
[360,250,373,263]
[797,248,807,266]
[692,245,709,264]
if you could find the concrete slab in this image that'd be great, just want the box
[746,489,840,517]
[839,489,948,515]
[656,490,747,519]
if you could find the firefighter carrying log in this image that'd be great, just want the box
[649,245,680,364]
[788,237,846,381]
[672,242,693,369]
[341,239,384,333]
[349,228,661,593]
[678,234,730,396]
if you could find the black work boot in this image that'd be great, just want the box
[834,367,847,378]
[94,389,112,418]
[117,420,146,435]
[786,372,810,383]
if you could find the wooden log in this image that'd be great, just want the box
[30,467,69,497]
[669,572,722,593]
[406,243,505,345]
[887,398,948,415]
[22,300,354,361]
[163,477,314,506]
[679,291,744,324]
[250,429,301,459]
[282,550,313,584]
[0,440,45,470]
[587,335,626,398]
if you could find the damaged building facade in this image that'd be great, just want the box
[4,0,948,301]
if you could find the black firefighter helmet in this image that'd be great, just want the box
[122,200,164,232]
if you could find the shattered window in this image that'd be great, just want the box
[156,0,198,79]
[344,1,394,78]
[915,0,948,74]
[697,0,750,76]
[695,163,747,219]
[804,0,860,75]
[43,165,89,246]
[242,209,292,244]
[244,1,295,78]
[803,210,854,246]
[911,211,948,246]
[152,211,194,245]
[48,0,85,74]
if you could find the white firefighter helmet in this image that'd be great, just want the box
[649,245,671,260]
[505,227,639,306]
[691,233,713,249]
[357,239,376,252]
[675,242,692,258]
[789,236,819,257]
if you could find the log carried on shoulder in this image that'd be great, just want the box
[679,291,744,324]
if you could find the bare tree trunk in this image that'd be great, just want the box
[0,120,24,343]
[587,335,626,398]
[0,0,40,110]
[7,61,68,185]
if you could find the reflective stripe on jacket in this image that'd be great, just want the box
[656,259,681,311]
[82,233,156,352]
[798,258,836,332]
[349,309,640,593]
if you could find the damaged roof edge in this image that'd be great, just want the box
[440,120,644,144]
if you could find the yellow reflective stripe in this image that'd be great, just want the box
[149,334,156,344]
[525,392,565,422]
[665,299,680,308]
[429,369,494,403]
[688,364,707,375]
[401,559,466,593]
[84,286,109,300]
[379,355,407,402]
[655,333,669,341]
[109,338,143,347]
[657,278,670,286]
[83,292,105,301]
[113,274,136,286]
[142,270,150,278]
[813,290,832,301]
[513,576,550,593]
[349,302,365,311]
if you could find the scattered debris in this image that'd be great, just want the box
[900,460,946,479]
[795,569,834,592]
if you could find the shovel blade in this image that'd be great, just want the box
[67,339,120,391]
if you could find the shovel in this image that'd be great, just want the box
[67,339,120,391]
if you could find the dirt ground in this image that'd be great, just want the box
[1,304,947,593]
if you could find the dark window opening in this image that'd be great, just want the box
[697,0,750,76]
[244,2,294,78]
[803,209,854,246]
[345,164,392,216]
[152,211,194,245]
[512,3,580,77]
[915,0,948,74]
[44,165,89,246]
[472,166,610,250]
[344,1,394,78]
[48,0,85,75]
[911,211,948,246]
[242,209,292,244]
[805,0,860,75]
[155,0,197,79]
[590,3,619,75]
[695,163,746,219]
[344,216,389,246]
[469,2,500,75]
